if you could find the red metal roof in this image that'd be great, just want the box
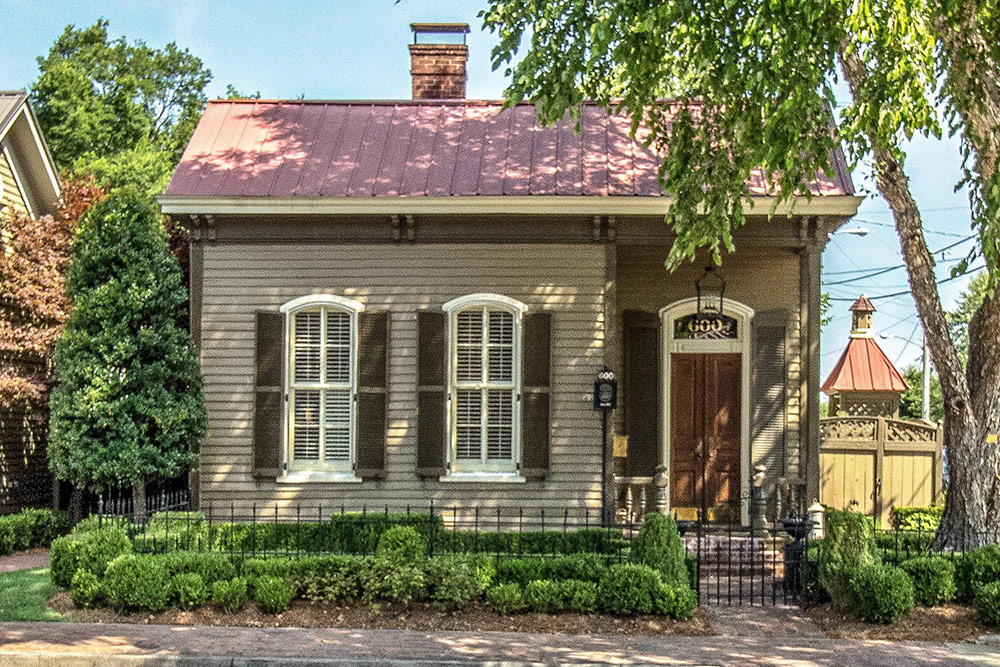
[849,294,876,313]
[821,337,909,394]
[165,100,855,199]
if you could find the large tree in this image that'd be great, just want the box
[48,189,205,517]
[484,0,1000,546]
[30,19,212,195]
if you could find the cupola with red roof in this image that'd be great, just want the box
[822,295,909,417]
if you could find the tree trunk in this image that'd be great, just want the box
[132,481,146,523]
[839,44,1000,548]
[68,487,84,524]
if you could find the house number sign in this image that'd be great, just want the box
[673,313,739,340]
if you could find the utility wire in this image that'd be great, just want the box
[822,235,976,285]
[828,262,985,301]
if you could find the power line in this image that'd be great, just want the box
[822,236,975,286]
[854,218,973,239]
[828,262,985,301]
[823,235,976,276]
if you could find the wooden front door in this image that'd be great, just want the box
[670,353,742,521]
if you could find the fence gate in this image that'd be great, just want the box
[684,519,810,608]
[820,417,942,525]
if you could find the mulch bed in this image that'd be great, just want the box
[806,602,990,642]
[48,591,713,636]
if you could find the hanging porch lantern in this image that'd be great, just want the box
[696,266,725,316]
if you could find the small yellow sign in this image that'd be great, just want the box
[988,434,998,444]
[613,435,629,458]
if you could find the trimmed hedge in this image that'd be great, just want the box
[848,564,914,624]
[955,545,1000,602]
[435,527,628,556]
[0,508,69,555]
[494,554,611,586]
[974,581,1000,625]
[255,575,295,614]
[172,572,208,609]
[820,509,877,608]
[597,563,661,616]
[486,583,525,614]
[103,554,169,612]
[51,526,132,588]
[900,557,955,607]
[890,506,943,532]
[212,577,249,612]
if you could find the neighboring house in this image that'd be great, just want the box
[0,91,59,219]
[0,91,61,512]
[159,24,861,525]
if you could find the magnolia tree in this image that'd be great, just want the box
[483,0,1000,546]
[48,189,205,516]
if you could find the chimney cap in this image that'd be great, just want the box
[411,22,470,44]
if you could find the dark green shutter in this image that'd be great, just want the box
[417,311,447,477]
[623,310,659,477]
[520,312,551,479]
[356,311,388,479]
[253,311,284,478]
[751,310,787,476]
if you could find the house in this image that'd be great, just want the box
[0,91,61,512]
[0,91,59,219]
[159,24,861,526]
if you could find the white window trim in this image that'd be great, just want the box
[279,294,365,482]
[442,294,527,478]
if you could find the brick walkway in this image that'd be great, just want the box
[1,621,999,666]
[0,548,48,573]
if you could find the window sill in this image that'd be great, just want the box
[438,473,527,484]
[276,472,362,484]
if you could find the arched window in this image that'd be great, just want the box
[280,295,364,474]
[443,294,527,475]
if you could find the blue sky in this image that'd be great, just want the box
[0,0,977,379]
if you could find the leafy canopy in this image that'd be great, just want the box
[481,0,995,272]
[48,189,205,491]
[30,19,212,194]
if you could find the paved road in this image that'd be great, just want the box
[1,621,999,666]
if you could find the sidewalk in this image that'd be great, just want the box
[0,549,49,573]
[1,621,999,666]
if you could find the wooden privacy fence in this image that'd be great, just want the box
[819,416,943,525]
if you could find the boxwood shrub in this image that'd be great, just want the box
[820,509,877,608]
[486,583,525,614]
[597,563,661,616]
[974,581,1000,625]
[654,584,698,620]
[494,554,610,587]
[255,575,295,614]
[172,572,209,609]
[848,564,914,624]
[376,525,427,564]
[562,579,599,613]
[0,508,69,555]
[212,577,249,612]
[159,551,236,586]
[70,569,103,609]
[900,557,955,606]
[955,545,1000,602]
[424,554,494,608]
[103,554,169,612]
[890,506,943,532]
[524,579,564,613]
[50,526,132,588]
[630,513,689,589]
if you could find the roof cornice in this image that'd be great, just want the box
[158,194,863,217]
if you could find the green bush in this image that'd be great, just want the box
[974,581,1000,625]
[955,545,1000,602]
[630,513,689,589]
[72,515,131,535]
[78,527,133,579]
[147,511,206,532]
[212,577,249,612]
[524,579,564,613]
[801,539,829,604]
[654,584,698,620]
[891,506,943,532]
[70,569,103,609]
[561,579,598,613]
[255,575,295,614]
[435,527,627,555]
[160,551,236,586]
[685,554,698,589]
[494,554,610,587]
[848,564,914,624]
[0,508,70,555]
[424,555,493,609]
[876,531,936,563]
[172,572,208,610]
[103,554,169,612]
[297,557,366,602]
[900,557,956,607]
[50,535,86,588]
[820,509,877,608]
[376,525,427,564]
[486,583,526,614]
[360,559,426,604]
[598,563,661,616]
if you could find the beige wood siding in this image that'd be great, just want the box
[0,149,28,215]
[616,245,803,481]
[199,242,607,515]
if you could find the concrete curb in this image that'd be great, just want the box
[0,654,657,667]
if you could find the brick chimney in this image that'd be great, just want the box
[409,23,470,99]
